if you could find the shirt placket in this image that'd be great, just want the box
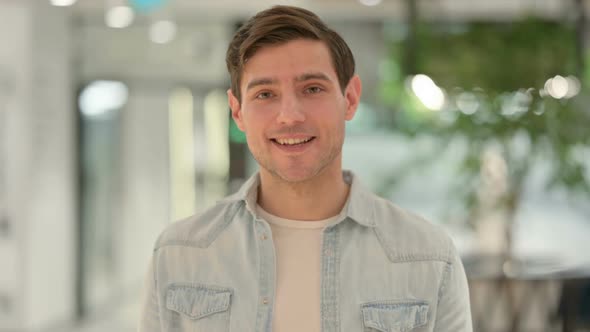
[321,224,341,332]
[254,216,276,332]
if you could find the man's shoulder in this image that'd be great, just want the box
[153,200,241,251]
[369,194,455,263]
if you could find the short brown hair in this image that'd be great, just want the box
[226,5,356,103]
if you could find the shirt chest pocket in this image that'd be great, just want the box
[165,283,233,332]
[361,300,429,332]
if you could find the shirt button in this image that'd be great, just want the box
[262,297,269,305]
[260,233,268,240]
[324,249,332,257]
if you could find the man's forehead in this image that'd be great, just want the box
[243,41,333,70]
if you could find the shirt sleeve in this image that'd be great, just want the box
[137,256,161,332]
[433,243,473,331]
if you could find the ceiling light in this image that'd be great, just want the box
[79,81,128,117]
[50,0,77,6]
[105,6,134,28]
[359,0,382,6]
[150,20,177,44]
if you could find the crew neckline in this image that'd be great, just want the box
[256,204,340,229]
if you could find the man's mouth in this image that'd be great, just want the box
[271,137,316,146]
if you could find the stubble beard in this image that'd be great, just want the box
[251,140,343,185]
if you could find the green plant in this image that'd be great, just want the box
[378,18,590,233]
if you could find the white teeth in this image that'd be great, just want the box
[275,137,312,145]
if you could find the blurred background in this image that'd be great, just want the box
[1,0,590,331]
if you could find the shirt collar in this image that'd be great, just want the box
[221,170,376,227]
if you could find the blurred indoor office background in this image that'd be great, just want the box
[1,0,590,331]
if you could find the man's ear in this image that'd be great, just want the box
[228,89,245,131]
[344,75,362,121]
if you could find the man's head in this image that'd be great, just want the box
[226,5,362,183]
[226,5,356,103]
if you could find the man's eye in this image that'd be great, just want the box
[256,92,273,99]
[305,86,323,94]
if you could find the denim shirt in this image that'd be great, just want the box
[138,171,473,332]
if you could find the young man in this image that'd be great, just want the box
[139,5,472,332]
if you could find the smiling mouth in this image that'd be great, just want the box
[271,137,316,146]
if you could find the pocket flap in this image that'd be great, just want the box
[166,284,232,320]
[361,300,429,332]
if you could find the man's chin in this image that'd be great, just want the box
[267,167,321,184]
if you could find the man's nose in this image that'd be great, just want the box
[276,93,305,125]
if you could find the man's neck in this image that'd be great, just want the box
[257,168,350,221]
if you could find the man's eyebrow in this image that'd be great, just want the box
[246,78,277,91]
[296,72,332,82]
[245,73,332,91]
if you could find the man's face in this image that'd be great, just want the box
[228,39,361,183]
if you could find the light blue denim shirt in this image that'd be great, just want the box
[138,171,472,331]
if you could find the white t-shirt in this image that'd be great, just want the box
[256,205,340,332]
